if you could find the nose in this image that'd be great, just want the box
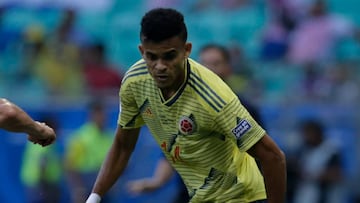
[154,60,167,71]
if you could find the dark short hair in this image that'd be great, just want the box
[199,44,230,63]
[300,119,324,137]
[140,8,187,43]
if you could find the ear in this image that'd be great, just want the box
[184,42,192,58]
[138,44,145,57]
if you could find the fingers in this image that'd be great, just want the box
[27,136,50,146]
[38,138,55,147]
[25,120,56,147]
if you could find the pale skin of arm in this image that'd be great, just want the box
[127,158,174,194]
[247,134,287,203]
[91,127,140,196]
[0,98,56,146]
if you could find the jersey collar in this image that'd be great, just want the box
[161,60,190,106]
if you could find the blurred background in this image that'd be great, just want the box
[0,0,360,202]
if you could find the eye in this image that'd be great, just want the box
[146,53,158,61]
[163,51,177,61]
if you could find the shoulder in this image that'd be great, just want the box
[121,59,150,85]
[187,59,237,109]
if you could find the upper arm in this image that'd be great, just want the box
[215,98,266,152]
[247,134,285,164]
[0,99,22,129]
[0,99,12,124]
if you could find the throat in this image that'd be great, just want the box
[160,88,177,100]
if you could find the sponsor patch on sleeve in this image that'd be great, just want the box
[231,119,252,139]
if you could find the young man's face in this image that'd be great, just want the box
[199,48,231,80]
[139,36,192,92]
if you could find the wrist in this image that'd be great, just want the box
[86,193,101,203]
[27,121,43,137]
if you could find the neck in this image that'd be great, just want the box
[161,59,187,100]
[161,88,177,100]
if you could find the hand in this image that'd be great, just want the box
[27,122,56,147]
[127,179,153,195]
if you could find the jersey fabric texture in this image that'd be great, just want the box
[118,58,267,203]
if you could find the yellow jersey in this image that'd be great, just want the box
[118,58,266,202]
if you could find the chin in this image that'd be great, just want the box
[156,84,168,89]
[154,81,166,88]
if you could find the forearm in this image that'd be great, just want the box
[153,159,174,185]
[144,159,174,191]
[260,151,287,203]
[92,145,132,196]
[0,99,40,134]
[126,159,174,194]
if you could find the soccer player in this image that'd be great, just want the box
[0,98,56,146]
[86,8,286,203]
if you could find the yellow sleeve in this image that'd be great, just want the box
[117,78,144,129]
[215,98,265,152]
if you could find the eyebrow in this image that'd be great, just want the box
[146,48,178,56]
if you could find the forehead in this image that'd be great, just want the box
[141,36,184,54]
[200,48,223,58]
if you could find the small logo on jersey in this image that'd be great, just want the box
[232,119,252,139]
[179,116,196,135]
[143,107,154,118]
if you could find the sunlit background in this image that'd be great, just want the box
[0,0,360,202]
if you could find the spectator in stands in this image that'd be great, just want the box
[81,43,123,97]
[30,8,88,98]
[293,62,360,104]
[287,0,360,65]
[199,43,263,125]
[267,0,313,23]
[20,115,62,203]
[322,62,360,105]
[288,119,346,203]
[127,153,189,203]
[259,7,297,61]
[293,63,326,102]
[51,8,90,48]
[64,100,113,203]
[0,98,56,146]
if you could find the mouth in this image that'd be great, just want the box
[155,75,169,82]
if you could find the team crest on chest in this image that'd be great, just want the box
[178,114,197,135]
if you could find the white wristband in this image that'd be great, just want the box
[86,193,101,203]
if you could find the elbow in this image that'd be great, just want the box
[263,149,286,167]
[277,150,286,167]
[271,148,286,165]
[0,101,17,122]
